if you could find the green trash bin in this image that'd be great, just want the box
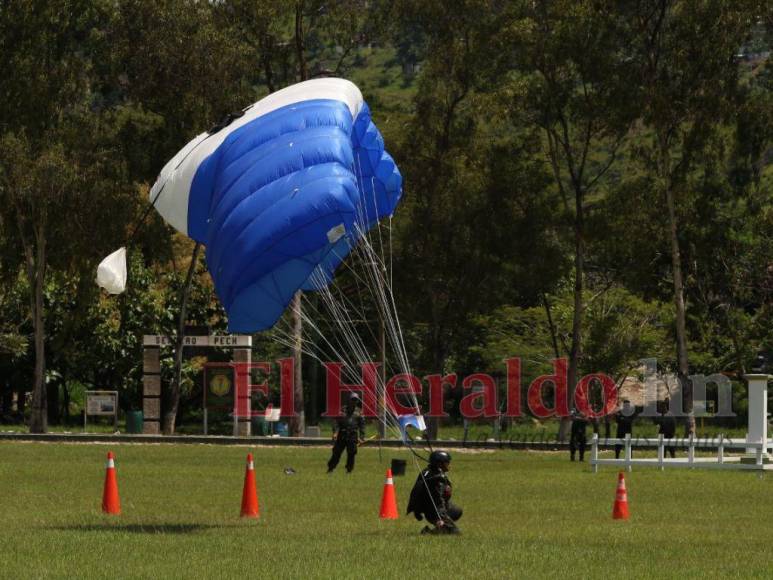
[252,416,267,436]
[126,410,143,434]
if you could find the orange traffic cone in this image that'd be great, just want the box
[102,451,121,515]
[379,469,398,520]
[240,453,260,518]
[612,471,629,520]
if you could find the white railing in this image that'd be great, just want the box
[590,433,773,472]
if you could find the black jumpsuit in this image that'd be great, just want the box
[657,414,677,458]
[569,416,588,461]
[615,411,636,459]
[407,467,463,533]
[327,408,365,473]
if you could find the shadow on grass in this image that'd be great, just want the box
[48,523,232,535]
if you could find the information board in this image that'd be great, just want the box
[84,390,118,431]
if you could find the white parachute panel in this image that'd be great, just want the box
[96,247,127,294]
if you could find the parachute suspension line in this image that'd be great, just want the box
[311,244,397,371]
[360,251,410,399]
[351,225,413,385]
[332,239,407,389]
[127,183,165,246]
[273,295,366,376]
[388,216,394,293]
[306,267,403,439]
[272,156,420,446]
[270,305,403,440]
[281,229,437,489]
[371,216,432,471]
[372,178,387,268]
[271,268,401,440]
[346,233,419,425]
[353,154,371,233]
[307,236,414,440]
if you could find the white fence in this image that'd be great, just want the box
[590,433,773,472]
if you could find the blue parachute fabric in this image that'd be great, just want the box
[186,98,401,332]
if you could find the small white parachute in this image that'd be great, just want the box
[96,247,127,294]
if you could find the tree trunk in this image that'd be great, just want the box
[47,379,59,425]
[542,293,562,359]
[62,380,70,426]
[377,314,386,439]
[307,349,319,425]
[288,5,307,437]
[294,2,307,82]
[426,322,445,441]
[0,380,11,416]
[260,35,276,93]
[559,190,585,442]
[657,130,694,435]
[289,291,305,436]
[664,181,694,435]
[301,292,318,425]
[306,293,320,425]
[163,242,201,435]
[29,306,47,433]
[29,226,47,433]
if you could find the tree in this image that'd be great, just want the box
[513,0,639,439]
[0,0,113,432]
[629,0,763,432]
[0,135,89,430]
[677,53,773,377]
[107,0,255,434]
[583,287,671,385]
[216,0,289,93]
[389,0,533,437]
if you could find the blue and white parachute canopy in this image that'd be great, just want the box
[149,79,402,332]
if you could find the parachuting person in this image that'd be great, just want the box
[327,393,365,473]
[407,450,462,534]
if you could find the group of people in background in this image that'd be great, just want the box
[569,399,678,462]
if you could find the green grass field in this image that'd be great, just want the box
[1,442,772,579]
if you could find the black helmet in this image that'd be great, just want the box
[429,450,451,467]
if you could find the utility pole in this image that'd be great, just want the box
[378,313,386,439]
